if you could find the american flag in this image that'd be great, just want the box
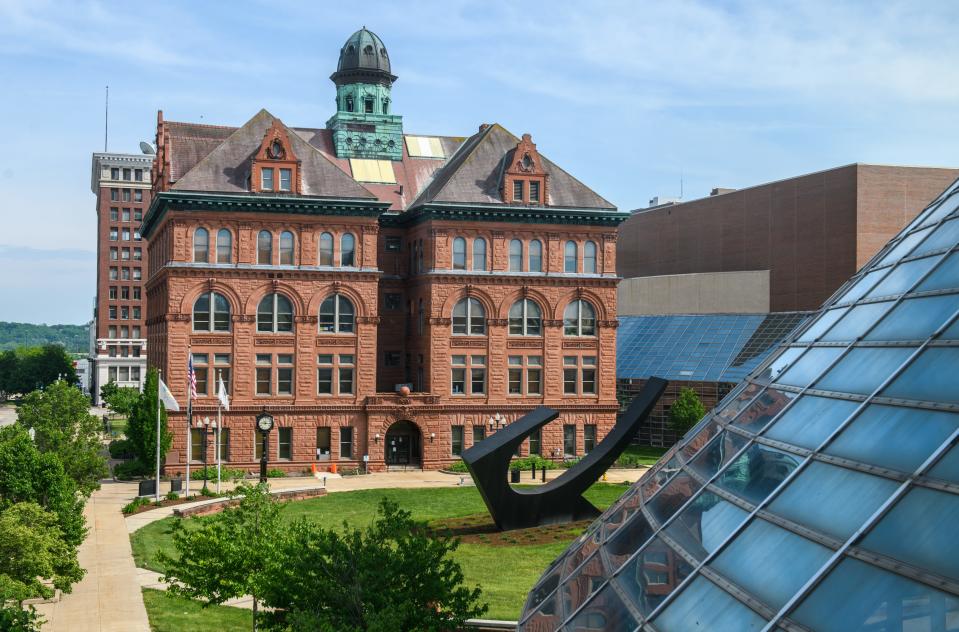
[187,355,197,400]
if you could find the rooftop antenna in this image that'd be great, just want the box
[104,85,109,152]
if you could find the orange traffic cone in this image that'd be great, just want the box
[331,463,338,474]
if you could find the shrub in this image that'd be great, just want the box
[669,387,707,434]
[113,459,150,480]
[108,438,135,459]
[266,469,286,478]
[122,497,151,515]
[165,491,179,501]
[614,454,644,468]
[189,465,245,481]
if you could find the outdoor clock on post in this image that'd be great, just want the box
[255,411,274,482]
[256,411,274,433]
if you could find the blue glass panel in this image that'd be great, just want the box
[768,461,898,540]
[605,511,656,572]
[918,190,959,228]
[941,314,959,339]
[913,216,959,255]
[773,347,843,388]
[882,348,959,404]
[648,470,703,525]
[714,383,763,423]
[814,347,913,395]
[524,563,562,615]
[820,301,893,341]
[563,527,604,578]
[862,487,959,583]
[916,251,959,292]
[763,395,859,449]
[565,578,637,632]
[929,442,959,483]
[716,443,802,505]
[653,575,766,631]
[678,421,722,464]
[665,491,749,561]
[640,455,681,500]
[866,294,959,341]
[731,387,796,433]
[878,226,932,266]
[838,269,885,304]
[711,518,832,609]
[688,432,749,480]
[797,307,848,342]
[518,589,562,631]
[561,553,608,621]
[614,537,693,617]
[791,558,959,632]
[601,490,644,542]
[827,405,959,474]
[867,255,940,298]
[758,347,804,383]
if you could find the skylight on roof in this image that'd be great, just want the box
[405,136,445,158]
[349,159,396,184]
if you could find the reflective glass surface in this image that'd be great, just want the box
[665,491,748,561]
[929,443,959,483]
[605,512,656,572]
[715,443,802,505]
[648,470,703,525]
[820,301,892,341]
[914,216,959,255]
[688,432,749,480]
[878,225,930,265]
[565,579,637,632]
[797,307,847,342]
[866,255,939,298]
[865,294,959,340]
[561,553,608,618]
[773,347,843,388]
[915,251,959,292]
[615,537,693,617]
[653,576,767,631]
[763,395,859,449]
[883,348,959,404]
[730,387,796,433]
[814,347,912,395]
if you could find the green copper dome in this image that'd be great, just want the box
[332,27,395,86]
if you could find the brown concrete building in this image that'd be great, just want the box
[141,29,626,473]
[617,164,959,312]
[90,152,153,403]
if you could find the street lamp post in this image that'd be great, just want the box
[255,411,274,484]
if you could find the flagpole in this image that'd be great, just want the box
[155,369,162,504]
[185,347,192,499]
[216,369,222,495]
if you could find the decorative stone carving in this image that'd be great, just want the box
[429,317,452,326]
[487,318,508,327]
[315,337,355,347]
[450,339,487,348]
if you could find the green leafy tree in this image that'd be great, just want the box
[159,484,283,632]
[272,499,487,632]
[669,387,707,434]
[0,350,18,401]
[0,502,84,601]
[100,382,140,418]
[127,368,172,472]
[16,381,107,495]
[14,346,78,394]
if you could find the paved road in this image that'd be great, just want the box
[0,405,17,427]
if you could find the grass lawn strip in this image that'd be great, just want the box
[142,588,251,632]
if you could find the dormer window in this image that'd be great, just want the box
[513,180,524,202]
[502,133,548,206]
[261,168,274,191]
[382,99,389,114]
[252,119,299,195]
[530,181,541,203]
[364,97,374,114]
[279,168,291,192]
[346,96,354,112]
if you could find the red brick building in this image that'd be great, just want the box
[141,29,626,473]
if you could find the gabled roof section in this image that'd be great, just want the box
[172,109,376,200]
[408,123,615,210]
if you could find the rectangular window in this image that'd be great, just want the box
[256,354,271,395]
[584,424,597,453]
[122,208,130,222]
[120,326,128,338]
[111,168,119,180]
[108,366,118,381]
[279,168,291,191]
[110,247,118,260]
[109,228,118,241]
[108,326,117,338]
[278,427,292,460]
[508,356,523,395]
[451,355,466,395]
[316,427,332,460]
[385,236,401,252]
[340,427,353,459]
[452,425,464,456]
[564,424,577,457]
[218,428,230,462]
[563,356,596,395]
[529,428,542,455]
[277,354,294,395]
[261,168,274,191]
[472,426,486,444]
[110,188,119,201]
[513,180,524,202]
[134,191,143,204]
[121,287,130,300]
[110,207,119,221]
[132,287,141,300]
[108,305,117,320]
[471,355,486,395]
[121,306,129,320]
[109,267,118,280]
[339,355,354,395]
[214,354,231,393]
[121,267,130,280]
[134,169,143,182]
[564,355,578,394]
[528,356,542,395]
[132,268,141,280]
[385,293,401,310]
[134,231,141,241]
[530,180,541,202]
[317,355,333,394]
[191,428,206,463]
[122,168,131,181]
[582,356,597,394]
[132,326,141,338]
[122,189,131,202]
[130,366,141,381]
[192,353,209,396]
[122,228,130,241]
[133,248,142,260]
[121,248,130,260]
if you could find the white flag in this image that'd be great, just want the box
[217,374,230,411]
[158,378,180,412]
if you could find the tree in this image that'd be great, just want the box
[0,350,18,401]
[159,483,283,632]
[127,368,172,472]
[0,345,77,399]
[16,381,107,495]
[100,382,140,418]
[669,387,707,434]
[271,499,487,632]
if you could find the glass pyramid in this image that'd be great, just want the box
[519,180,959,631]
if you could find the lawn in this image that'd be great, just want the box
[131,483,629,621]
[108,416,128,437]
[142,589,251,632]
[622,444,669,466]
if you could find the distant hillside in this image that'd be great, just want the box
[0,322,89,353]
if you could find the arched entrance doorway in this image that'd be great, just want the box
[385,420,421,467]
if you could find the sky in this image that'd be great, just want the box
[1,0,958,325]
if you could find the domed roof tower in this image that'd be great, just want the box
[327,27,403,161]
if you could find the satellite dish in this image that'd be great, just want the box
[139,141,155,155]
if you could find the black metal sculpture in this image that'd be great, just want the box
[462,377,668,530]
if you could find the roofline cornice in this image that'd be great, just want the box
[381,203,627,228]
[141,191,390,239]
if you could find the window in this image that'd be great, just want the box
[122,189,131,202]
[110,247,118,261]
[278,427,292,460]
[529,239,543,272]
[134,169,143,181]
[132,268,141,280]
[191,428,206,463]
[109,287,117,300]
[110,188,118,201]
[584,240,597,273]
[277,354,294,395]
[317,355,333,394]
[385,236,401,252]
[529,428,542,455]
[385,293,401,310]
[134,191,143,204]
[384,351,401,366]
[257,231,272,264]
[508,355,542,395]
[132,326,141,338]
[451,355,485,395]
[452,426,464,456]
[193,228,209,262]
[473,426,486,444]
[192,353,209,396]
[564,424,577,457]
[318,232,333,266]
[564,356,597,395]
[108,326,117,338]
[255,354,272,395]
[509,239,523,271]
[122,228,130,241]
[364,97,374,114]
[121,267,130,280]
[340,233,356,266]
[134,231,141,241]
[339,354,354,394]
[340,427,353,459]
[261,168,274,191]
[319,294,355,333]
[109,228,118,241]
[108,366,118,381]
[452,298,486,335]
[218,428,230,462]
[121,306,129,320]
[316,428,331,460]
[131,366,141,381]
[132,306,140,319]
[109,267,118,280]
[452,237,466,270]
[473,238,487,271]
[122,168,131,181]
[121,248,130,260]
[122,208,130,222]
[132,288,141,300]
[279,231,295,265]
[257,293,294,333]
[584,425,597,453]
[530,180,541,203]
[345,95,354,112]
[216,229,232,263]
[317,354,354,395]
[564,241,578,272]
[133,248,142,260]
[417,299,424,336]
[120,287,128,300]
[279,168,291,192]
[513,180,524,202]
[509,299,542,336]
[564,300,597,336]
[110,208,119,221]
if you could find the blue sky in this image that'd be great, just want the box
[1,0,958,324]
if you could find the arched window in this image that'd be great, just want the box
[452,237,466,270]
[319,294,355,334]
[564,300,596,336]
[564,241,578,273]
[452,298,486,335]
[529,239,543,272]
[509,299,542,336]
[509,239,523,272]
[257,231,273,265]
[341,233,355,266]
[193,228,209,263]
[193,291,230,332]
[473,238,487,271]
[279,231,295,265]
[318,232,334,266]
[584,241,597,273]
[216,229,232,263]
[257,293,293,333]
